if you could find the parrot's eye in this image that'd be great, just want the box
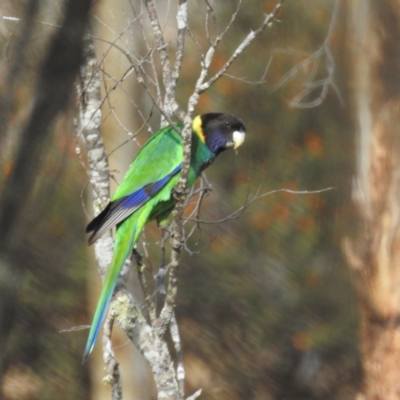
[224,120,230,127]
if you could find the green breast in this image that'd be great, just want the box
[149,129,215,223]
[188,131,215,185]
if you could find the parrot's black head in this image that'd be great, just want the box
[193,113,246,155]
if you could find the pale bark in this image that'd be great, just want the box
[345,1,400,398]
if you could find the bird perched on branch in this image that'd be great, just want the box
[83,113,246,361]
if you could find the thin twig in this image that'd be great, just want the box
[272,0,341,108]
[199,1,283,93]
[186,186,336,225]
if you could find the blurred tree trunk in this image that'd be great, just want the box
[0,0,91,397]
[345,1,400,399]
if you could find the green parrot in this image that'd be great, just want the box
[83,113,246,360]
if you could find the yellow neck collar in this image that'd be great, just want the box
[192,115,206,143]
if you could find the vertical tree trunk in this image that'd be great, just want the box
[345,1,400,398]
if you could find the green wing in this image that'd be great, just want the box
[113,124,183,200]
[86,125,184,244]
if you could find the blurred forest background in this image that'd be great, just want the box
[1,0,400,399]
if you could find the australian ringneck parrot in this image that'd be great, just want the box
[83,113,246,360]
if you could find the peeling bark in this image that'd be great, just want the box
[345,1,400,398]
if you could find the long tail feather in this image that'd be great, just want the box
[83,215,140,363]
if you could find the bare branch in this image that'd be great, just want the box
[76,31,134,392]
[224,57,272,84]
[111,288,182,400]
[172,0,188,91]
[272,0,341,108]
[204,0,218,45]
[75,30,113,281]
[199,1,283,93]
[186,186,336,225]
[215,0,242,44]
[143,0,175,117]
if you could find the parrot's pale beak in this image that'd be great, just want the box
[232,130,245,150]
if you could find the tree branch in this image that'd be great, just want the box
[111,288,182,400]
[144,0,177,118]
[199,1,284,93]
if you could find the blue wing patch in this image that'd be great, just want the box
[87,164,181,244]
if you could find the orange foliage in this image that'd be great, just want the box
[310,194,324,210]
[233,171,249,187]
[304,130,324,157]
[292,331,312,351]
[272,204,291,221]
[296,215,316,232]
[249,210,271,230]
